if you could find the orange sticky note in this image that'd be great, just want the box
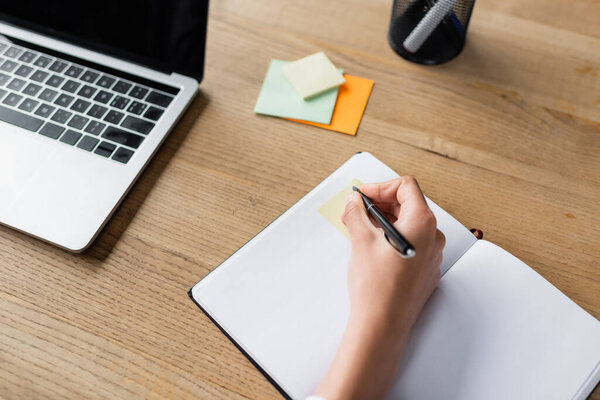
[287,74,374,136]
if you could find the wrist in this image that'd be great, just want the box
[345,310,412,372]
[349,299,416,340]
[315,310,411,400]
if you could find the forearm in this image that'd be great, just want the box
[314,311,411,400]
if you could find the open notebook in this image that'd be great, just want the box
[189,152,600,400]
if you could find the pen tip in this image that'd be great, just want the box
[405,248,416,258]
[352,186,359,192]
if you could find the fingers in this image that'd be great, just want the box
[360,179,402,205]
[360,177,429,218]
[435,229,446,253]
[430,230,445,285]
[341,192,377,245]
[360,179,402,216]
[394,176,430,219]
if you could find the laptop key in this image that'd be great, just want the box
[81,70,100,83]
[104,110,124,124]
[3,93,23,107]
[46,74,65,87]
[51,109,72,124]
[22,83,42,97]
[59,129,82,145]
[65,65,84,78]
[76,135,99,151]
[110,95,130,109]
[129,86,148,99]
[33,55,52,68]
[77,85,96,98]
[30,70,49,82]
[97,75,116,89]
[0,60,18,72]
[7,78,27,91]
[54,94,75,107]
[87,104,108,118]
[113,80,132,94]
[102,126,144,149]
[39,122,65,139]
[49,60,68,73]
[143,106,163,121]
[67,114,89,129]
[15,65,33,77]
[126,101,147,115]
[0,89,6,100]
[38,88,58,102]
[0,103,44,131]
[0,43,7,53]
[4,47,22,58]
[18,98,40,113]
[121,115,154,135]
[84,120,106,135]
[34,103,56,118]
[18,51,37,63]
[71,99,91,113]
[93,90,113,104]
[62,79,81,93]
[94,141,116,157]
[0,73,9,86]
[146,91,173,108]
[111,147,134,164]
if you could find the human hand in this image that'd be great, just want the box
[342,176,445,332]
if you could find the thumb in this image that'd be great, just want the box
[341,192,376,243]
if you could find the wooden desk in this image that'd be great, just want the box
[2,0,599,398]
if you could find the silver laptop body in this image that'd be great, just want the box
[0,4,206,251]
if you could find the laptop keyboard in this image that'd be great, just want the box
[0,40,175,164]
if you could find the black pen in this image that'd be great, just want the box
[352,186,416,258]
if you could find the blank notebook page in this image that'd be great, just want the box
[388,240,600,400]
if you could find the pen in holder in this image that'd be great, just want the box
[388,0,475,65]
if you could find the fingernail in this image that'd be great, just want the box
[345,193,354,204]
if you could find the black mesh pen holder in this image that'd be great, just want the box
[388,0,475,65]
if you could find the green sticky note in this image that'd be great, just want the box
[254,59,341,124]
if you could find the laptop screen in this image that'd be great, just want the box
[0,0,208,82]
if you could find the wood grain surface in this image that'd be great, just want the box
[2,0,599,398]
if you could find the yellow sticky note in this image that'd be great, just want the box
[318,179,363,239]
[287,74,374,136]
[282,52,346,99]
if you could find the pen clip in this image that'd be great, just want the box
[383,232,416,259]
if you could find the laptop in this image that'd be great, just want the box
[0,1,208,251]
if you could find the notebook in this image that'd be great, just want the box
[189,152,600,400]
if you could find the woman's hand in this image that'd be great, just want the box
[344,176,445,333]
[314,177,445,400]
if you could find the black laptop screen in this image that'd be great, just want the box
[0,0,208,82]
